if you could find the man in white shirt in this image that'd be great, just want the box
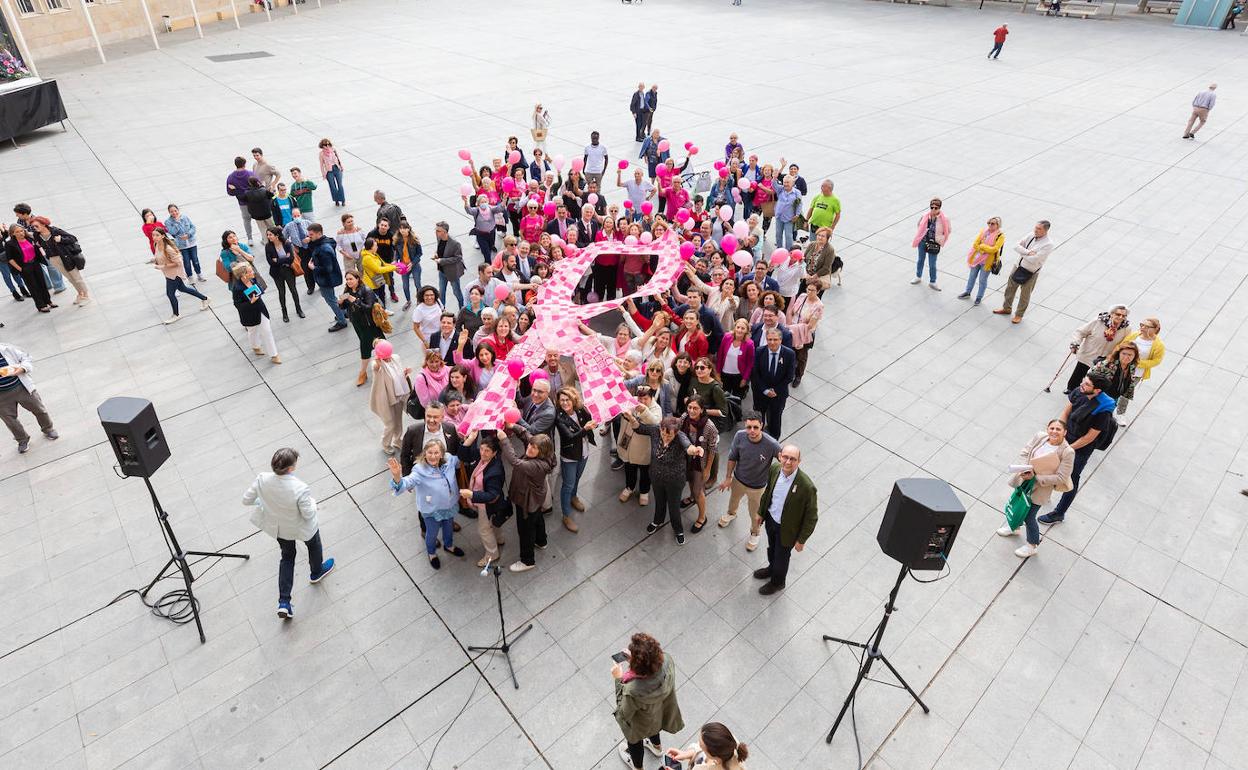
[582,131,609,191]
[1184,84,1217,140]
[617,166,655,221]
[752,445,817,595]
[994,220,1054,324]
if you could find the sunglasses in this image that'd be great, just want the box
[930,205,941,210]
[695,365,709,370]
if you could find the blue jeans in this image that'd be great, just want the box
[916,245,938,283]
[964,265,988,301]
[277,530,324,604]
[326,166,345,204]
[1049,447,1093,519]
[438,273,463,309]
[43,262,65,292]
[165,276,207,315]
[1024,503,1040,545]
[474,230,496,263]
[560,457,588,516]
[1,261,26,294]
[775,220,794,250]
[180,246,201,278]
[423,515,454,555]
[401,267,420,302]
[320,286,346,324]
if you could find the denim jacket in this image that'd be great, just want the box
[163,215,197,248]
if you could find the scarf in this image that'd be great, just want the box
[1097,311,1128,341]
[683,414,708,468]
[470,461,487,517]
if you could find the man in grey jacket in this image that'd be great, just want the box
[994,220,1054,324]
[0,342,58,454]
[433,221,466,309]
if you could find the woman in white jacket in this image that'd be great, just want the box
[243,448,335,619]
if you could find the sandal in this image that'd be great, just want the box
[680,497,695,508]
[691,518,707,534]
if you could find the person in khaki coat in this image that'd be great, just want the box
[617,386,661,507]
[998,420,1074,558]
[367,344,410,455]
[613,632,684,769]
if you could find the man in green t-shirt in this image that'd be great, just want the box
[289,167,318,223]
[805,179,841,233]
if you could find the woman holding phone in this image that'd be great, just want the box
[613,632,684,770]
[230,262,280,364]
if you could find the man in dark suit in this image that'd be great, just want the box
[753,445,818,595]
[427,311,460,366]
[433,221,466,308]
[574,207,601,248]
[643,84,658,135]
[750,328,796,439]
[544,204,576,241]
[630,82,647,142]
[750,308,793,350]
[516,378,558,514]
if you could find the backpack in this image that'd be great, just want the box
[1094,416,1118,451]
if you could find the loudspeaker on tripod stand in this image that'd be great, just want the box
[98,396,170,478]
[877,477,966,570]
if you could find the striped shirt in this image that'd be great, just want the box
[0,353,19,391]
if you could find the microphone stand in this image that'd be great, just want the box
[467,560,533,689]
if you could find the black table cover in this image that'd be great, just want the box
[0,79,67,144]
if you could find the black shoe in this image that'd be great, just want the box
[791,377,802,388]
[296,309,305,318]
[1062,389,1072,395]
[752,567,771,580]
[610,458,625,471]
[444,545,465,557]
[646,521,664,534]
[282,313,290,323]
[306,286,315,296]
[675,533,685,545]
[690,518,706,534]
[539,507,553,517]
[1037,513,1065,525]
[20,286,31,297]
[759,582,784,595]
[328,322,348,332]
[11,291,22,301]
[429,555,441,570]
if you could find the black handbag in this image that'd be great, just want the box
[1010,264,1034,284]
[405,376,426,420]
[488,503,514,529]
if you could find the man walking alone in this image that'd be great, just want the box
[1184,84,1217,139]
[989,24,1008,59]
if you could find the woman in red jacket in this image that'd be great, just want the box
[481,315,517,360]
[715,318,755,400]
[673,309,708,360]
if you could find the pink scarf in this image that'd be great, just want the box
[470,461,487,517]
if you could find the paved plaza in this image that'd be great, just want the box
[3,0,1248,767]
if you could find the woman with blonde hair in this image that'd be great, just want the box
[388,441,464,570]
[554,386,596,533]
[231,261,280,364]
[368,341,411,455]
[999,419,1074,558]
[1112,317,1165,425]
[958,216,1004,305]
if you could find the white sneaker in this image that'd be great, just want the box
[617,743,636,768]
[508,561,535,573]
[643,737,663,757]
[746,533,759,551]
[929,282,941,291]
[200,297,212,311]
[996,526,1018,537]
[1015,543,1038,558]
[163,315,181,325]
[718,512,736,528]
[909,277,921,285]
[638,493,649,506]
[618,488,633,503]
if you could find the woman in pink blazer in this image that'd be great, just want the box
[910,197,951,290]
[715,318,755,400]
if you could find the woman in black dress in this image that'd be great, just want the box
[339,269,386,387]
[4,224,53,312]
[230,262,281,365]
[263,227,303,323]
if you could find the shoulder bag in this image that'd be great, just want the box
[1010,237,1037,284]
[371,300,393,334]
[405,375,426,420]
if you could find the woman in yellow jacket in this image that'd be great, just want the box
[1113,316,1164,425]
[958,216,1004,306]
[360,237,396,309]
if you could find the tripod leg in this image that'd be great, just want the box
[823,635,868,650]
[185,550,251,561]
[140,557,177,598]
[826,655,875,744]
[876,654,929,713]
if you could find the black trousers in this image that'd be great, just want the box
[590,263,617,301]
[722,372,747,401]
[763,514,793,588]
[298,248,315,291]
[276,530,324,604]
[1066,361,1090,392]
[652,479,684,536]
[626,734,663,767]
[515,504,547,566]
[633,111,646,141]
[272,267,302,316]
[624,462,651,493]
[754,391,785,439]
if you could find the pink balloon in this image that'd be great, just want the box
[718,169,729,179]
[373,340,394,360]
[655,165,670,178]
[641,201,654,215]
[588,193,599,205]
[683,141,693,151]
[737,178,752,191]
[543,201,557,217]
[571,157,584,172]
[675,208,691,223]
[501,178,516,194]
[530,370,548,381]
[493,284,511,302]
[507,359,525,380]
[771,248,789,265]
[713,160,725,171]
[718,205,733,221]
[394,262,410,275]
[657,140,670,153]
[732,189,742,202]
[622,199,634,209]
[459,184,472,196]
[720,235,738,254]
[503,406,522,425]
[457,149,471,161]
[551,235,566,249]
[618,159,630,170]
[732,221,748,239]
[508,150,521,165]
[679,242,696,260]
[624,235,639,246]
[791,249,804,259]
[640,232,654,243]
[689,146,700,155]
[731,250,754,269]
[461,166,473,177]
[553,154,566,171]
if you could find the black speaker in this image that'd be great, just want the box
[877,478,965,570]
[98,397,170,478]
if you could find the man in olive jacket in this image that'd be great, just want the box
[753,445,818,595]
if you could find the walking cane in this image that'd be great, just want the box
[1043,349,1074,393]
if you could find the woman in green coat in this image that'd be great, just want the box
[613,632,684,769]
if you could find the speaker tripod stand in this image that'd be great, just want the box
[822,563,930,744]
[468,562,533,689]
[138,477,249,643]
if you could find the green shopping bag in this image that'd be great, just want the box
[1003,478,1035,530]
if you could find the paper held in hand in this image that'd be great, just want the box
[1008,464,1034,473]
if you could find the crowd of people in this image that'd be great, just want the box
[0,96,1201,770]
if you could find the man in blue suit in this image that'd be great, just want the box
[750,328,796,439]
[750,307,792,350]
